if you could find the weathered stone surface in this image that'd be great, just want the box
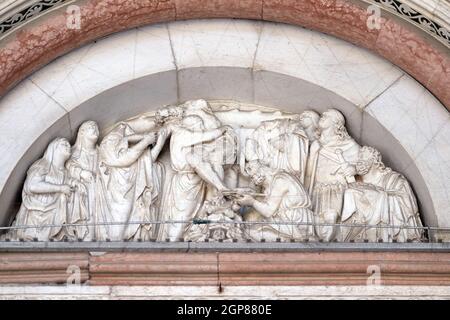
[3,284,450,299]
[1,251,450,286]
[174,0,263,20]
[375,19,450,107]
[0,252,89,284]
[89,253,218,286]
[217,252,450,285]
[88,251,450,286]
[262,0,384,50]
[0,0,176,95]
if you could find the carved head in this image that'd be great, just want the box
[184,99,211,112]
[168,106,185,118]
[318,109,350,141]
[245,161,268,186]
[356,146,385,175]
[319,109,344,129]
[100,124,128,154]
[44,138,71,165]
[155,105,184,124]
[76,121,99,145]
[299,110,320,129]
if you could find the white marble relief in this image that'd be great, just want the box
[1,100,426,243]
[342,147,423,242]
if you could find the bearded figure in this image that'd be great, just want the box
[341,146,424,242]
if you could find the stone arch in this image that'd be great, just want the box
[0,0,448,108]
[0,19,448,235]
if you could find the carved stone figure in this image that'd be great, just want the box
[95,123,164,241]
[183,99,238,190]
[299,110,320,143]
[341,146,423,242]
[304,109,360,241]
[157,114,231,241]
[236,161,315,242]
[155,105,184,126]
[65,121,99,240]
[245,118,309,182]
[3,100,425,243]
[7,138,76,241]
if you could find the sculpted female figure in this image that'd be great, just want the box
[95,123,165,241]
[7,138,75,241]
[65,121,99,240]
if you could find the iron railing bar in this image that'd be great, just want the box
[0,219,448,232]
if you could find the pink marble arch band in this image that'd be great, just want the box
[0,0,448,109]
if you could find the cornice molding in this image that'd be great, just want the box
[1,251,450,286]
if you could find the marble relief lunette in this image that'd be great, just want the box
[1,99,425,242]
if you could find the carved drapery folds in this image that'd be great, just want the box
[1,100,425,242]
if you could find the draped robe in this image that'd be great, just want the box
[341,171,423,242]
[66,147,98,240]
[304,136,360,240]
[247,172,314,241]
[95,130,162,241]
[246,119,309,182]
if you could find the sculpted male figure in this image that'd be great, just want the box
[183,99,238,189]
[236,161,315,241]
[304,109,360,241]
[299,110,320,143]
[342,146,424,242]
[158,114,232,241]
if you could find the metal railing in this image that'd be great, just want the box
[0,219,449,243]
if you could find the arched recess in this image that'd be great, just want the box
[0,20,448,236]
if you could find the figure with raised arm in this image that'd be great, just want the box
[95,123,165,240]
[157,115,232,241]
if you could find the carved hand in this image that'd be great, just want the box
[60,184,74,196]
[157,127,169,141]
[236,194,255,206]
[342,164,356,177]
[143,132,157,145]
